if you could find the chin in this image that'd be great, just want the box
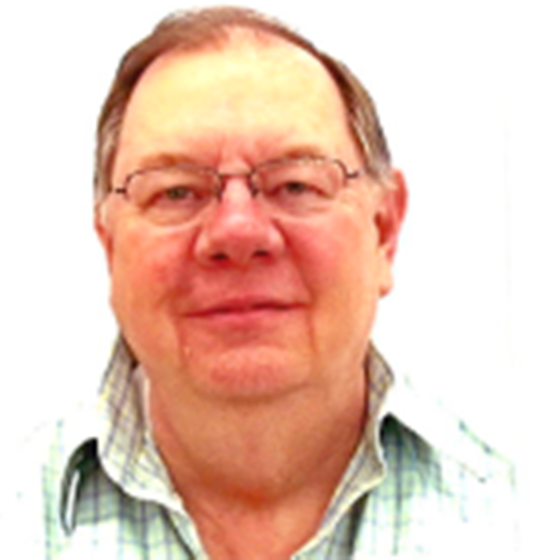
[186,346,311,402]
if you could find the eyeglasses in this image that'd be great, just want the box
[111,157,366,226]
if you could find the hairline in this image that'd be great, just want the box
[95,10,392,203]
[115,31,363,176]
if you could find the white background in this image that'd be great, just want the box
[1,0,558,554]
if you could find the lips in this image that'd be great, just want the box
[186,296,301,319]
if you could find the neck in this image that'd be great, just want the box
[149,375,367,557]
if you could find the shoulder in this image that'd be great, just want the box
[385,375,514,479]
[0,401,99,557]
[378,375,519,553]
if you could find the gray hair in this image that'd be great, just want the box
[94,6,392,201]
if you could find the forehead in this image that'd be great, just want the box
[115,37,358,173]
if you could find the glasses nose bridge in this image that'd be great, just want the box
[215,169,260,200]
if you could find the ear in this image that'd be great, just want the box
[94,201,114,271]
[374,168,408,295]
[376,169,408,259]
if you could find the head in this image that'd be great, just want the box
[95,7,407,407]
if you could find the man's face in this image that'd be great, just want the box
[97,38,404,405]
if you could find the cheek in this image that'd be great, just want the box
[287,213,382,314]
[109,225,192,315]
[285,215,382,369]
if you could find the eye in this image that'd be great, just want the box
[137,177,212,214]
[273,178,330,201]
[260,160,335,202]
[124,166,217,225]
[151,179,211,207]
[161,186,195,201]
[281,181,314,196]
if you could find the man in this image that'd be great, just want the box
[4,6,516,557]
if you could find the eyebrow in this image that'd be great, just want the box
[278,145,332,161]
[133,152,202,171]
[131,144,334,174]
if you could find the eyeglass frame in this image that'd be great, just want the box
[109,156,371,222]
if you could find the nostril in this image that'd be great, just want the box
[210,248,269,263]
[211,252,228,262]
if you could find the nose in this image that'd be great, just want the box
[193,178,285,267]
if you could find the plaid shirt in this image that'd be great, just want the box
[4,338,517,557]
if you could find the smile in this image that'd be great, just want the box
[186,297,302,324]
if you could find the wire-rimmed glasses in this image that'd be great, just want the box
[111,157,366,226]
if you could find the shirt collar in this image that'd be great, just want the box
[58,337,501,533]
[59,336,180,532]
[381,356,509,482]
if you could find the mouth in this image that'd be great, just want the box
[187,298,300,320]
[194,301,292,315]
